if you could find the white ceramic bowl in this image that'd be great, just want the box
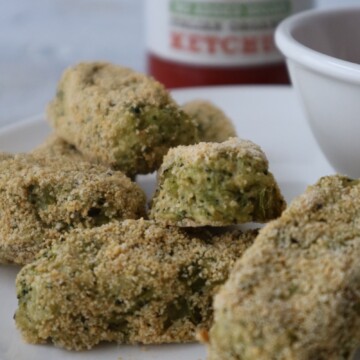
[275,6,360,178]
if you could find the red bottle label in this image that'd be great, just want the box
[145,0,313,87]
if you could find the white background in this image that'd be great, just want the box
[0,0,359,125]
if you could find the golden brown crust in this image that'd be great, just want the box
[47,62,198,177]
[0,153,146,265]
[32,134,85,162]
[15,220,257,350]
[182,100,237,143]
[159,137,267,170]
[150,138,285,227]
[208,175,360,360]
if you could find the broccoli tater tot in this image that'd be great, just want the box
[150,138,285,227]
[207,175,360,360]
[47,62,198,177]
[0,153,146,265]
[32,134,85,162]
[15,219,257,350]
[182,100,237,143]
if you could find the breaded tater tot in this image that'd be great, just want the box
[47,62,198,177]
[182,100,237,143]
[150,138,285,227]
[206,175,360,360]
[0,153,146,265]
[32,134,85,162]
[15,219,257,350]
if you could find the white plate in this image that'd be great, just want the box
[0,86,337,360]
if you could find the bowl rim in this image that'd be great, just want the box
[275,6,360,84]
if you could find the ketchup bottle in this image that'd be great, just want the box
[145,0,313,88]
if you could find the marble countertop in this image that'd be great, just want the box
[0,0,357,126]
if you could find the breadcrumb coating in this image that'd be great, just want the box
[0,153,146,265]
[150,138,285,226]
[182,100,237,143]
[207,175,360,360]
[47,62,198,177]
[15,219,257,350]
[32,134,85,162]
